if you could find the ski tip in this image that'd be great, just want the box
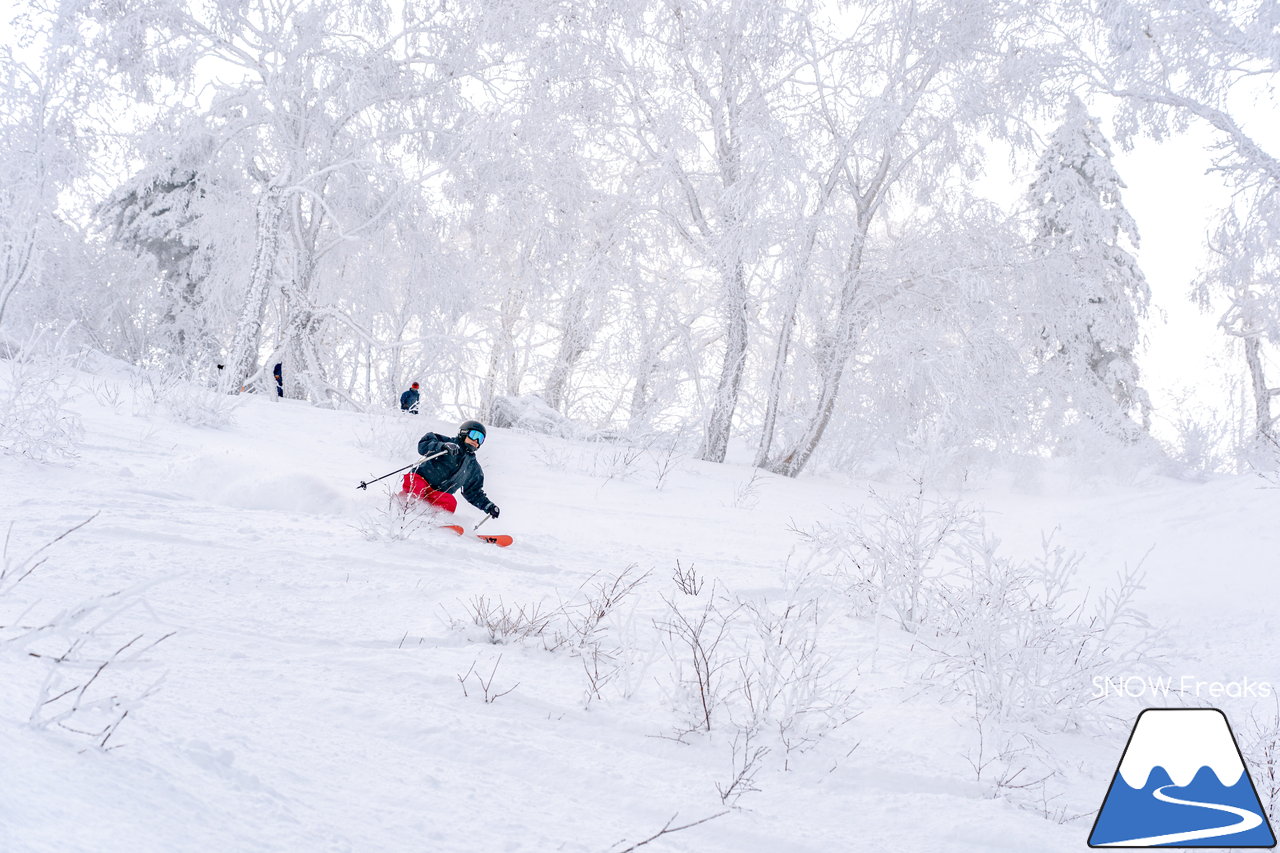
[437,525,511,546]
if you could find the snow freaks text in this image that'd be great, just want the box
[1093,676,1275,700]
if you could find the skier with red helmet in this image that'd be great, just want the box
[399,382,421,414]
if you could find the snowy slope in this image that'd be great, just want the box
[2,364,1277,853]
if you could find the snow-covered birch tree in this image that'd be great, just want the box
[589,0,809,462]
[754,0,1046,476]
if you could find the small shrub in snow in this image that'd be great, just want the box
[1170,410,1234,476]
[1240,699,1280,821]
[456,654,518,703]
[921,534,1160,735]
[672,560,704,596]
[805,481,982,632]
[0,339,82,463]
[352,411,419,460]
[447,566,651,707]
[127,368,177,418]
[461,595,557,644]
[550,564,649,652]
[554,566,650,707]
[729,468,767,509]
[607,811,728,853]
[729,586,857,765]
[716,727,769,806]
[804,483,1163,808]
[89,378,125,412]
[655,586,741,737]
[530,435,653,486]
[354,490,438,542]
[650,437,685,491]
[162,381,240,428]
[1,515,172,749]
[125,368,238,428]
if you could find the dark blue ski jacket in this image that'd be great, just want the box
[412,432,494,514]
[400,388,420,413]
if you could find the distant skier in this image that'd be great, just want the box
[273,362,283,398]
[401,419,500,519]
[400,382,421,414]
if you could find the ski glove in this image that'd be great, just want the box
[488,505,500,519]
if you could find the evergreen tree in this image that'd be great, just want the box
[100,160,208,359]
[1025,96,1152,444]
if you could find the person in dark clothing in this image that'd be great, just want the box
[400,382,420,414]
[401,419,500,518]
[273,362,283,397]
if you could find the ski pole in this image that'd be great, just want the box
[356,450,447,490]
[473,514,491,532]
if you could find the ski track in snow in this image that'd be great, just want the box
[3,376,1278,852]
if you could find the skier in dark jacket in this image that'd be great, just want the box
[399,382,420,413]
[401,419,500,518]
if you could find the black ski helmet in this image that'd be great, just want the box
[458,419,487,449]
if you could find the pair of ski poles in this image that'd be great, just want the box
[356,450,492,530]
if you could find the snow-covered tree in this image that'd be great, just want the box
[71,0,504,402]
[753,0,1051,476]
[96,132,237,367]
[1197,192,1280,455]
[1024,96,1151,444]
[0,41,88,332]
[577,0,810,462]
[1058,0,1280,457]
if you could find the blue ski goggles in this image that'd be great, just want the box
[465,429,485,446]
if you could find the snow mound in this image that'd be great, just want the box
[180,453,351,515]
[211,472,350,515]
[490,393,583,438]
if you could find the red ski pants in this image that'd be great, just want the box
[401,472,458,512]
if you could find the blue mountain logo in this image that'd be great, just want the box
[1090,708,1277,848]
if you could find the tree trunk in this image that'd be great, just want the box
[756,155,845,468]
[699,258,749,463]
[544,285,596,412]
[1244,333,1275,445]
[223,179,288,392]
[764,223,872,476]
[0,220,38,330]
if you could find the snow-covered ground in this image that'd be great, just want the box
[3,361,1278,852]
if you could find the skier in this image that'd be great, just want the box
[401,419,500,519]
[272,362,283,398]
[400,382,421,414]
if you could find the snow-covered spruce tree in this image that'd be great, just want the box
[1023,97,1151,448]
[97,135,232,370]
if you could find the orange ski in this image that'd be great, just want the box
[438,524,514,547]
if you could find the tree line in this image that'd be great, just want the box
[1,0,1276,474]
